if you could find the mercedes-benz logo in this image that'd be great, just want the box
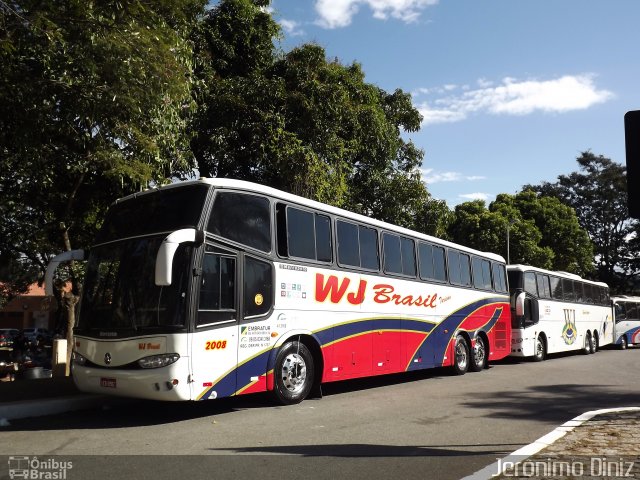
[104,352,112,365]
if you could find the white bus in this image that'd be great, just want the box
[507,265,612,361]
[612,296,640,349]
[46,178,511,404]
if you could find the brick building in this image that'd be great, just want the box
[0,283,56,330]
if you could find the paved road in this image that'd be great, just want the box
[1,347,639,480]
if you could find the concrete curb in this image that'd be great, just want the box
[0,395,114,422]
[461,407,640,480]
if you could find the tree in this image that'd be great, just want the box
[0,0,205,367]
[526,152,639,291]
[491,191,593,275]
[0,0,204,282]
[447,199,554,268]
[191,0,428,228]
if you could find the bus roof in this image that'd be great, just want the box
[611,295,640,302]
[507,264,609,288]
[118,177,506,263]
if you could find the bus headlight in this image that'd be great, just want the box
[73,352,87,366]
[138,353,180,369]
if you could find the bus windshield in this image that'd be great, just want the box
[95,184,210,244]
[77,236,192,334]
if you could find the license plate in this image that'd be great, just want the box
[100,377,117,388]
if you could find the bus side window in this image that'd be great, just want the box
[198,253,236,325]
[209,192,271,253]
[626,302,639,320]
[615,303,626,322]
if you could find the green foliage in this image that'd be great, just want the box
[191,0,427,228]
[0,0,205,288]
[446,191,592,274]
[447,199,554,267]
[491,191,593,274]
[526,152,639,291]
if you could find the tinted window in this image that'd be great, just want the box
[536,274,551,298]
[583,284,594,304]
[209,192,271,252]
[418,243,447,282]
[337,221,379,270]
[448,251,461,285]
[448,251,471,287]
[383,233,402,274]
[337,221,359,267]
[316,215,332,262]
[524,272,537,296]
[401,237,416,277]
[287,207,315,259]
[459,254,471,286]
[562,278,575,301]
[493,263,507,292]
[550,277,562,299]
[198,253,236,325]
[97,185,209,244]
[244,257,273,318]
[626,302,640,320]
[601,287,610,306]
[359,226,379,270]
[615,303,626,321]
[473,258,492,290]
[574,282,584,302]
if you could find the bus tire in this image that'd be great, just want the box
[591,333,599,353]
[619,336,628,350]
[452,335,469,375]
[469,336,488,372]
[533,336,546,362]
[583,332,593,355]
[272,341,315,405]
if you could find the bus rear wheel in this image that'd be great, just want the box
[591,334,598,353]
[469,336,488,372]
[273,341,315,405]
[533,336,546,362]
[452,335,469,375]
[583,332,593,355]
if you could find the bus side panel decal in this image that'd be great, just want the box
[406,298,507,368]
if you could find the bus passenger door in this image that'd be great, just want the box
[191,245,240,401]
[235,254,274,395]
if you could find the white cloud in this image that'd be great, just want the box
[280,19,304,36]
[415,74,614,126]
[421,168,486,184]
[459,193,493,202]
[315,0,438,29]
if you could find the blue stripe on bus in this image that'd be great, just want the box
[407,298,506,369]
[199,297,507,400]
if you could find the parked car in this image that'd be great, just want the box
[0,328,19,348]
[22,328,52,347]
[0,348,18,377]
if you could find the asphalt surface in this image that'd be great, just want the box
[1,348,640,480]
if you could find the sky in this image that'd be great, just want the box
[269,0,640,206]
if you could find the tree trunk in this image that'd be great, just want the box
[62,291,79,376]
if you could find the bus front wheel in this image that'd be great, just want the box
[452,335,469,375]
[273,340,315,405]
[620,336,628,350]
[533,336,546,362]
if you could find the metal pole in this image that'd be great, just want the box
[507,223,510,264]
